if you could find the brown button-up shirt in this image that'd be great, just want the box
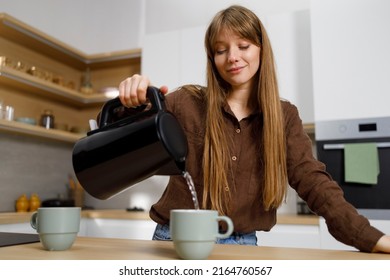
[117,86,384,252]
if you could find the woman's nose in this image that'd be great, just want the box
[227,50,239,63]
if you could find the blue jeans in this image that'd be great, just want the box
[152,223,258,246]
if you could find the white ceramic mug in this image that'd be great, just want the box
[170,209,234,259]
[30,207,81,251]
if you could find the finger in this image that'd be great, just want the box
[130,75,152,106]
[159,85,169,95]
[137,77,151,104]
[122,75,143,107]
[118,75,151,107]
[119,78,132,107]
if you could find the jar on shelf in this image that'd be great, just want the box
[15,194,29,212]
[40,109,55,129]
[80,68,93,95]
[29,193,41,212]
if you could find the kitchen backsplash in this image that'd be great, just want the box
[0,132,173,213]
[0,132,74,212]
[84,176,169,211]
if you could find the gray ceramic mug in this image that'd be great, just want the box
[30,207,81,251]
[170,209,234,259]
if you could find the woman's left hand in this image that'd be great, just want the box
[372,235,390,253]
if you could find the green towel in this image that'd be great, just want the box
[344,143,380,184]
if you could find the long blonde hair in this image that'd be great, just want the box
[202,5,287,214]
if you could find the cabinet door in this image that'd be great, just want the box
[319,218,390,250]
[265,10,314,124]
[142,26,206,90]
[179,26,207,87]
[142,30,181,89]
[318,218,356,251]
[311,0,390,121]
[83,218,157,240]
[0,223,35,234]
[256,224,320,249]
[0,220,88,236]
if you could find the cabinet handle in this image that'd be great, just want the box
[323,142,390,150]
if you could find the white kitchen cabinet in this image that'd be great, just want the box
[311,0,390,121]
[256,224,320,249]
[142,26,206,90]
[318,218,356,251]
[81,218,157,240]
[264,10,314,124]
[0,219,89,236]
[319,217,390,251]
[0,222,35,234]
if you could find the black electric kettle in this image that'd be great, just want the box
[72,86,188,200]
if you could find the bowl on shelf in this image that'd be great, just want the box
[15,117,37,125]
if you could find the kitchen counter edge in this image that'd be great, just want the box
[0,209,319,226]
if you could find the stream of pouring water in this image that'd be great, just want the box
[182,171,200,210]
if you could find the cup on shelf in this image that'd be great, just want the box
[15,117,37,125]
[0,103,14,121]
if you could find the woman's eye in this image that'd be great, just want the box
[215,49,226,55]
[239,45,250,50]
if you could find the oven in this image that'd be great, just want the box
[315,117,390,219]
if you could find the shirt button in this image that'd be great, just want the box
[235,128,241,133]
[225,187,230,192]
[232,156,237,161]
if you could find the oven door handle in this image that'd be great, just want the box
[323,142,390,150]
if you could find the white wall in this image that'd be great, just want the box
[144,0,310,34]
[311,0,390,122]
[0,0,310,54]
[0,0,144,54]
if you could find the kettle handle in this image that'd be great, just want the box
[98,86,166,128]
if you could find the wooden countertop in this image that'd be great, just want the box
[1,236,389,260]
[0,209,319,225]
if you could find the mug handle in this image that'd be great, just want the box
[215,216,234,239]
[30,212,38,230]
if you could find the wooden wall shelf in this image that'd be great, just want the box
[0,13,141,143]
[0,119,84,143]
[0,13,141,70]
[0,65,109,108]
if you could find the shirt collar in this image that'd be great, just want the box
[222,101,261,121]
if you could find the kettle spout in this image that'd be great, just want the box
[175,159,186,174]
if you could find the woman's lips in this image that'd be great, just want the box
[227,66,244,74]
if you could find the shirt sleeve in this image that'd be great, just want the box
[283,101,384,252]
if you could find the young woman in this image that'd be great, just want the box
[114,5,390,252]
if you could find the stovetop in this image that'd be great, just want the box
[0,232,40,247]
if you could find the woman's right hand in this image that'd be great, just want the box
[118,74,168,107]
